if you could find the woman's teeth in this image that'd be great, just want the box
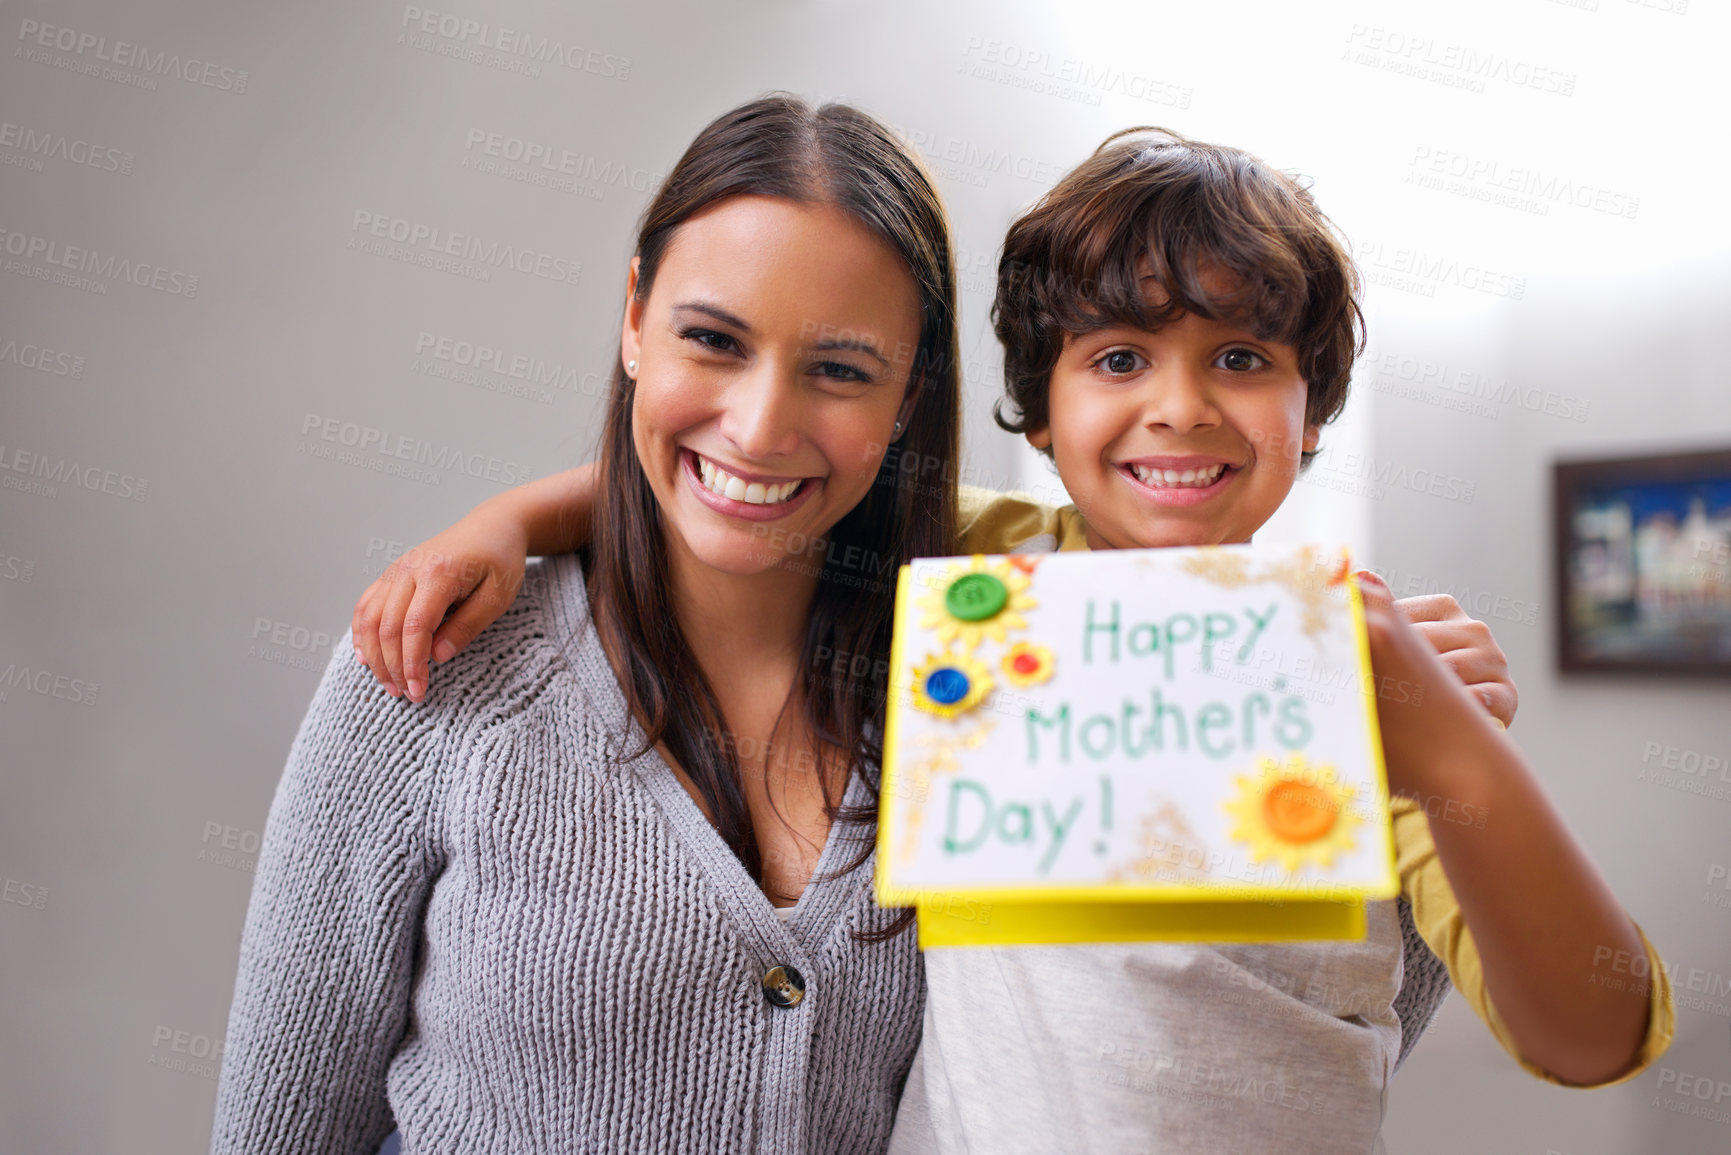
[697,455,801,504]
[1129,462,1227,488]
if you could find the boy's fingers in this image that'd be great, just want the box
[1392,594,1469,624]
[1354,569,1396,612]
[1468,681,1517,728]
[430,590,501,668]
[352,582,394,691]
[1434,645,1509,686]
[1408,619,1503,659]
[400,582,457,702]
[377,567,418,697]
[1408,617,1516,721]
[351,583,375,664]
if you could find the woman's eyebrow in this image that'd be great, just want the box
[672,301,751,330]
[675,302,889,366]
[811,334,888,366]
[673,300,890,366]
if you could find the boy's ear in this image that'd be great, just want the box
[620,257,645,373]
[1302,423,1321,455]
[1026,425,1053,451]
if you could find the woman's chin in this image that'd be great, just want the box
[671,525,815,579]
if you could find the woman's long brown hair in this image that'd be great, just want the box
[584,95,960,935]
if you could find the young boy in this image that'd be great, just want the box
[351,128,1672,1152]
[881,127,1673,1153]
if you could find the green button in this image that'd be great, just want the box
[945,573,1008,621]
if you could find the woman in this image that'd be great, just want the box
[210,94,961,1155]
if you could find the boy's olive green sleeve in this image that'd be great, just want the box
[957,484,1089,554]
[1391,796,1674,1087]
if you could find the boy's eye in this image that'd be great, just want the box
[1096,349,1144,376]
[1216,347,1269,372]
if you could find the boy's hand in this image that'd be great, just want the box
[1383,579,1518,728]
[1355,571,1508,798]
[352,515,529,702]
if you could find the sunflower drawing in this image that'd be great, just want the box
[914,556,1036,651]
[907,649,994,720]
[1224,754,1362,873]
[999,641,1056,688]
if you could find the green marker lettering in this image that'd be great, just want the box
[943,779,993,854]
[1237,602,1279,664]
[1083,600,1120,663]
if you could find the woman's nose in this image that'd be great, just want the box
[721,359,804,460]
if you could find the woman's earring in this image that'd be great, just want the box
[626,359,638,377]
[892,420,903,436]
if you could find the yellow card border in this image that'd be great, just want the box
[875,564,913,900]
[915,896,1369,948]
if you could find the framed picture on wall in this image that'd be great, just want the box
[1554,448,1731,674]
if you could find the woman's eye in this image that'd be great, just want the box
[1217,347,1269,372]
[817,361,872,384]
[1097,350,1142,376]
[683,328,740,354]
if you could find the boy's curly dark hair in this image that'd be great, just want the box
[992,127,1365,467]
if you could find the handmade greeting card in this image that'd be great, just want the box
[875,544,1399,948]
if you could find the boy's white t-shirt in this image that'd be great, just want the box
[891,913,1405,1155]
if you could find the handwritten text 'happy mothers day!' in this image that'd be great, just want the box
[940,598,1324,875]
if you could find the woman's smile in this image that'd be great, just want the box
[681,447,823,521]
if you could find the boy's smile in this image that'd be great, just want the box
[1119,453,1234,503]
[1030,308,1319,551]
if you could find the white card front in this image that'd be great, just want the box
[880,544,1398,901]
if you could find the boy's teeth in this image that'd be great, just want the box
[696,454,801,504]
[1130,463,1226,488]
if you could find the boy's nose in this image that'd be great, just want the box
[1140,361,1222,433]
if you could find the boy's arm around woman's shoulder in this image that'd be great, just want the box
[209,630,449,1155]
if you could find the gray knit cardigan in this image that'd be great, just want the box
[209,552,925,1154]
